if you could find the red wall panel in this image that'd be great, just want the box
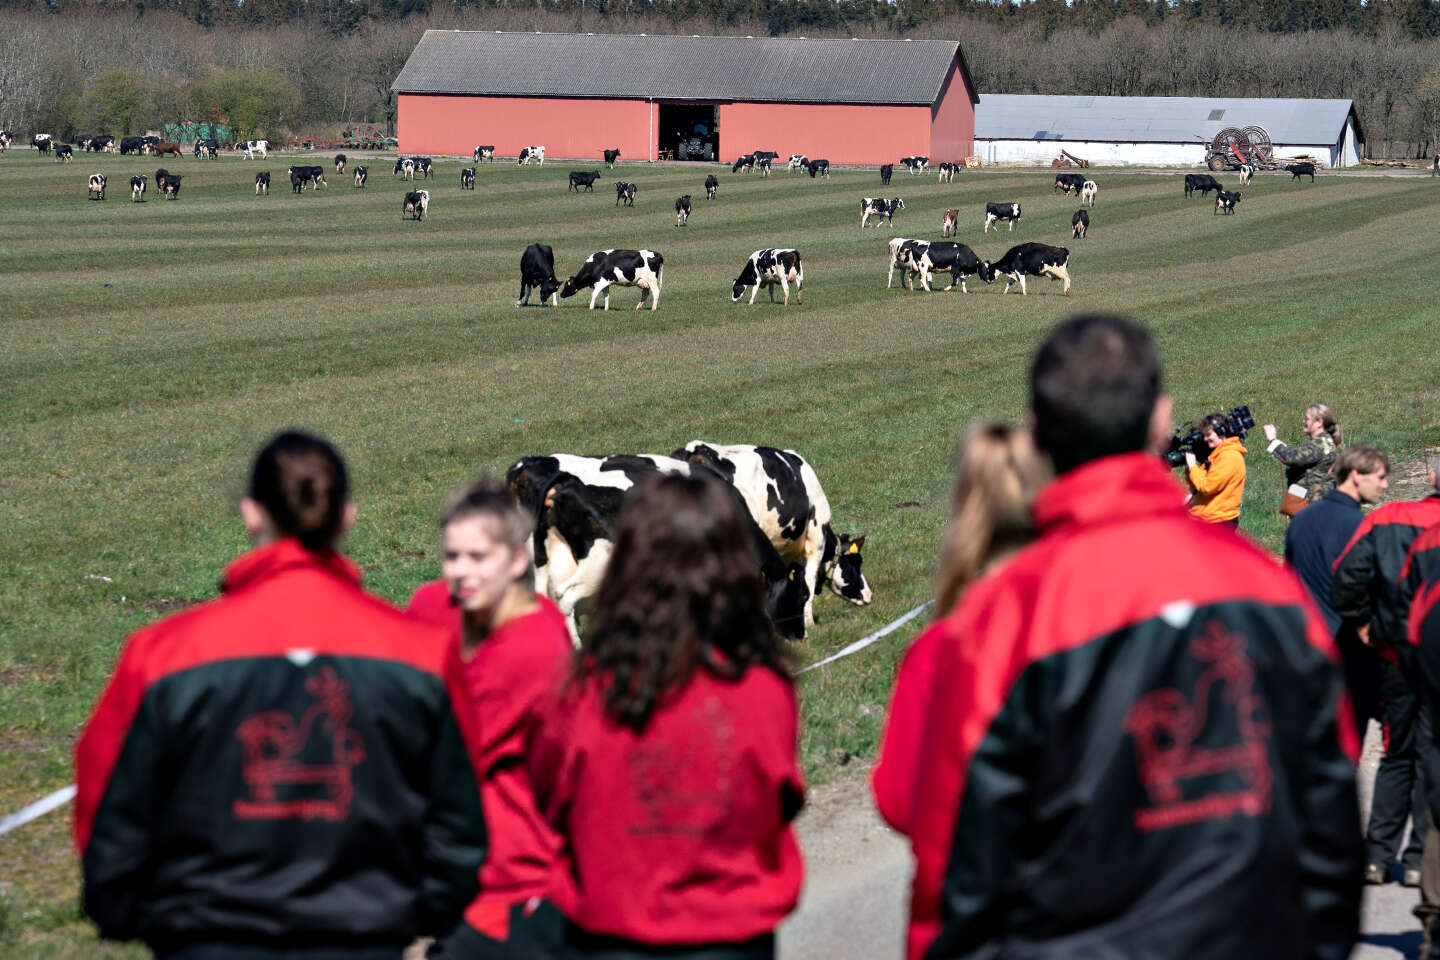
[397,94,654,160]
[716,102,932,166]
[930,59,975,162]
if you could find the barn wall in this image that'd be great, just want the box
[397,94,652,160]
[718,102,931,165]
[978,138,1349,167]
[929,58,975,162]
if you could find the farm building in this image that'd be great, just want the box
[392,31,977,165]
[974,96,1364,168]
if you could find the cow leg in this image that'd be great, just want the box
[887,261,896,289]
[793,269,802,305]
[1051,265,1071,295]
[778,275,789,305]
[1018,274,1028,295]
[748,283,760,305]
[588,285,601,310]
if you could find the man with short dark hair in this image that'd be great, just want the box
[880,314,1362,960]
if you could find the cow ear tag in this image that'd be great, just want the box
[788,568,797,581]
[848,542,860,554]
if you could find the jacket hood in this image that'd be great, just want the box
[222,538,361,594]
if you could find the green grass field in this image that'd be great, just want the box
[2,150,1439,955]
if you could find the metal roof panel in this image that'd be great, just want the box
[975,95,1357,144]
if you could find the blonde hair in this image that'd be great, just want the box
[935,423,1051,619]
[1306,403,1342,446]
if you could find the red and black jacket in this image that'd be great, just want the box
[1331,494,1440,649]
[1401,523,1440,644]
[74,540,487,951]
[876,454,1361,960]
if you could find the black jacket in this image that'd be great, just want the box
[1332,495,1440,647]
[1286,489,1364,635]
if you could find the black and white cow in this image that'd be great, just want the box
[1184,173,1223,197]
[161,172,182,199]
[130,174,147,202]
[33,134,52,154]
[0,130,11,152]
[255,171,270,195]
[936,161,959,183]
[416,157,434,179]
[55,143,73,163]
[983,201,1022,232]
[1072,208,1089,238]
[119,136,145,156]
[517,145,545,165]
[603,148,620,167]
[333,153,346,173]
[614,181,637,206]
[704,174,718,199]
[75,135,94,151]
[757,157,772,177]
[569,170,600,192]
[517,243,560,307]
[675,194,692,226]
[91,135,116,153]
[753,150,779,163]
[289,165,326,189]
[1238,163,1255,186]
[806,159,830,179]
[1213,190,1241,214]
[673,442,872,634]
[353,165,367,188]
[879,164,893,185]
[1286,162,1316,182]
[732,248,803,305]
[560,248,663,311]
[861,197,905,228]
[241,139,269,159]
[910,241,986,293]
[402,189,429,221]
[505,453,810,642]
[788,154,808,173]
[154,168,176,196]
[900,155,929,174]
[887,237,928,289]
[394,157,415,181]
[460,167,476,190]
[474,145,495,162]
[87,173,106,200]
[190,138,207,157]
[982,242,1071,295]
[1081,180,1098,207]
[732,153,757,174]
[1054,172,1086,195]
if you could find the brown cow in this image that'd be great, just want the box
[153,141,182,157]
[942,208,959,237]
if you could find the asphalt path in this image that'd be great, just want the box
[780,723,1425,959]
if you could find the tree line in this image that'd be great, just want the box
[2,2,1438,157]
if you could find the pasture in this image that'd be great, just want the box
[1,150,1438,955]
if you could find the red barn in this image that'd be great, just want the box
[392,31,977,166]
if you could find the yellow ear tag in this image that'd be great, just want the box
[847,542,860,554]
[788,568,796,581]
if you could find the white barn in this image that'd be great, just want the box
[975,95,1364,168]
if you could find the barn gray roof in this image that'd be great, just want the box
[975,95,1362,145]
[393,31,976,106]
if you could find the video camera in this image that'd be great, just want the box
[1163,404,1255,467]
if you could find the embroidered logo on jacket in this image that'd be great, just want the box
[233,666,367,821]
[1125,621,1273,831]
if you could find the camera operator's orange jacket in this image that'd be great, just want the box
[1187,436,1248,522]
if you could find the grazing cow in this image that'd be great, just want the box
[757,157,772,177]
[806,159,830,179]
[673,442,872,633]
[1081,180,1098,207]
[75,135,95,151]
[505,454,809,642]
[941,208,959,237]
[289,165,326,189]
[255,171,270,195]
[732,153,757,174]
[982,242,1071,295]
[753,150,779,163]
[241,139,269,159]
[353,165,367,187]
[402,189,430,221]
[162,173,182,200]
[568,170,600,192]
[119,136,145,156]
[1054,173,1086,195]
[936,162,959,183]
[88,174,106,200]
[983,201,1022,232]
[91,135,116,153]
[880,164,893,185]
[861,197,905,228]
[614,181,636,207]
[154,168,175,195]
[55,143,73,163]
[788,154,808,173]
[560,248,663,311]
[414,157,434,180]
[1072,208,1089,239]
[910,241,986,293]
[1214,190,1242,215]
[731,248,803,305]
[900,156,929,174]
[460,167,476,190]
[1287,162,1316,182]
[516,243,560,307]
[517,145,545,165]
[34,134,52,154]
[704,174,718,199]
[603,148,620,167]
[332,153,346,174]
[1238,163,1255,186]
[0,130,11,151]
[290,169,311,193]
[887,237,928,289]
[130,174,147,202]
[1184,173,1223,197]
[191,139,205,157]
[675,194,692,226]
[474,145,495,162]
[393,157,415,181]
[141,136,160,152]
[153,141,182,157]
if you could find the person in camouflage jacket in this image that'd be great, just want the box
[1264,403,1342,502]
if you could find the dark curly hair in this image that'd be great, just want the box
[576,472,792,732]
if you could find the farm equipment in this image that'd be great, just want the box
[1203,125,1276,171]
[1050,149,1090,168]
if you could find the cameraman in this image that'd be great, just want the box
[1185,413,1248,526]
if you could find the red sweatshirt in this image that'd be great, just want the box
[407,581,573,937]
[528,663,805,945]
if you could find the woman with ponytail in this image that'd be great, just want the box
[1264,402,1342,509]
[74,431,487,960]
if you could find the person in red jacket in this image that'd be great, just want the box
[406,478,573,960]
[528,472,804,960]
[73,431,487,960]
[877,314,1361,960]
